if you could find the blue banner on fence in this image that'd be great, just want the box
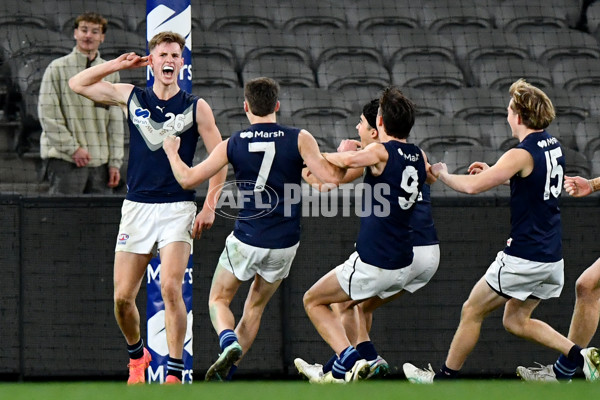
[146,0,192,92]
[146,254,194,383]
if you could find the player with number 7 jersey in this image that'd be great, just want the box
[162,77,345,381]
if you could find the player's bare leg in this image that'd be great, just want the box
[113,251,152,345]
[235,274,282,359]
[445,277,508,371]
[208,265,243,333]
[568,259,600,346]
[159,241,192,359]
[303,270,355,355]
[113,251,152,384]
[503,297,574,355]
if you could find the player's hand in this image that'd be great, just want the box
[468,161,489,175]
[115,52,149,70]
[192,207,215,239]
[564,175,592,197]
[72,147,91,167]
[337,139,361,152]
[162,135,181,156]
[430,162,447,178]
[107,166,121,188]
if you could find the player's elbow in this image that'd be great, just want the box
[68,77,82,94]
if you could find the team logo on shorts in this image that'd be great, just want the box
[118,233,130,244]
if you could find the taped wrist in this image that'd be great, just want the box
[589,177,600,192]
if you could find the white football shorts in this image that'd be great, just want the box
[115,200,196,253]
[217,232,299,283]
[335,244,440,301]
[485,251,564,301]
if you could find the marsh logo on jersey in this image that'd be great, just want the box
[133,108,151,126]
[240,131,254,139]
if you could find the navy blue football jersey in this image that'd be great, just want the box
[227,122,304,249]
[126,87,198,203]
[411,183,439,247]
[505,130,564,262]
[356,141,427,269]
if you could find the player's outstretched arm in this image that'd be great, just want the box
[163,135,229,190]
[298,130,344,186]
[564,175,598,197]
[432,148,531,194]
[69,52,148,107]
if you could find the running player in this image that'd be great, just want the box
[162,77,344,381]
[402,79,600,383]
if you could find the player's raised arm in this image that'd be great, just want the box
[432,148,532,195]
[69,52,148,109]
[163,136,229,190]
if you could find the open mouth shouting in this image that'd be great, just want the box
[162,65,175,79]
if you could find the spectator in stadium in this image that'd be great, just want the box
[294,98,440,383]
[517,174,600,382]
[403,79,600,383]
[68,31,227,384]
[162,76,344,381]
[300,87,432,383]
[39,12,124,195]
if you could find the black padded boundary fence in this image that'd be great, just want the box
[0,195,599,380]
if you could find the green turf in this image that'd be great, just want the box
[0,380,597,400]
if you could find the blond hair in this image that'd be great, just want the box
[148,31,185,52]
[509,79,555,130]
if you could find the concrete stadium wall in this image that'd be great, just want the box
[1,195,599,380]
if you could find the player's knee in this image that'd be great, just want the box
[160,280,182,303]
[575,275,598,299]
[114,294,134,312]
[502,313,523,336]
[302,290,315,311]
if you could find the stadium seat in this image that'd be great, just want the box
[191,54,240,90]
[591,150,600,176]
[308,30,385,71]
[204,87,245,121]
[410,116,484,153]
[472,59,553,92]
[241,58,316,88]
[274,1,348,35]
[517,28,600,69]
[285,116,338,152]
[99,29,146,60]
[51,0,138,35]
[390,59,465,93]
[493,1,570,32]
[487,119,518,151]
[233,30,313,76]
[442,88,508,146]
[589,1,600,40]
[401,87,450,118]
[451,30,530,86]
[317,57,389,92]
[590,94,600,116]
[378,29,456,71]
[0,0,52,30]
[344,0,422,35]
[543,87,591,150]
[278,87,353,122]
[551,58,600,98]
[191,31,239,72]
[421,0,494,34]
[563,146,591,176]
[194,2,276,34]
[574,116,600,160]
[0,25,71,60]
